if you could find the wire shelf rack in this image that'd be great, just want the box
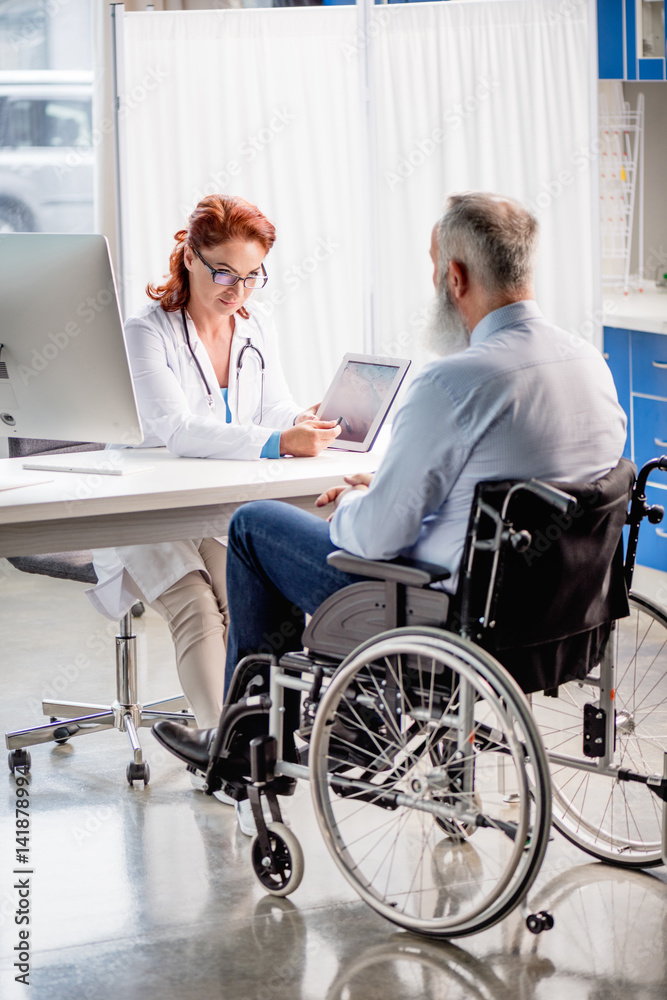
[599,87,645,293]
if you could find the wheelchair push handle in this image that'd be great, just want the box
[519,480,578,516]
[624,456,667,590]
[636,455,667,495]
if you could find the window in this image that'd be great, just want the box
[0,0,92,233]
[2,98,92,148]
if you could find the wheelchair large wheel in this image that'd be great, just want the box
[309,627,551,938]
[532,593,667,867]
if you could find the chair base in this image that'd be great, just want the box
[5,613,197,785]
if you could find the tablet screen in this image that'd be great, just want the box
[317,354,411,452]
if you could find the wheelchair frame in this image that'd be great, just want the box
[202,458,667,938]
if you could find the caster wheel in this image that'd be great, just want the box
[126,761,150,785]
[8,749,31,774]
[51,717,70,745]
[526,910,554,934]
[251,822,304,897]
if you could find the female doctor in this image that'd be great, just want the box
[88,195,340,729]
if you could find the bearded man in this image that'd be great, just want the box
[153,191,627,817]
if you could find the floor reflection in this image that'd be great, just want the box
[1,564,666,1000]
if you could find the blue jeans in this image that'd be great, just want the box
[224,500,364,695]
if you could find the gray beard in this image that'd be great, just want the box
[422,284,470,357]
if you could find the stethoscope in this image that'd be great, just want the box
[180,308,266,422]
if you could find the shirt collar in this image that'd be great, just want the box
[470,300,543,346]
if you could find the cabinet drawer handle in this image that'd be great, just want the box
[657,529,667,538]
[655,438,667,449]
[652,361,667,370]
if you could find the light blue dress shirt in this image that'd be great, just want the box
[330,301,627,591]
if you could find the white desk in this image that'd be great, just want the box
[0,446,382,558]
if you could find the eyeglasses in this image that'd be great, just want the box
[190,244,268,289]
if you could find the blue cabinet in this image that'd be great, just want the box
[634,396,667,469]
[604,325,667,570]
[598,0,626,78]
[631,330,667,397]
[598,0,667,80]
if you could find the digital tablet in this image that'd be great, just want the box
[316,353,411,452]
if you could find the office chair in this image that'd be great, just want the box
[5,438,195,785]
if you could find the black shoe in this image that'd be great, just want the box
[152,720,216,769]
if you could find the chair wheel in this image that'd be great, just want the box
[8,748,31,774]
[50,717,70,745]
[126,761,150,785]
[251,822,304,897]
[526,910,554,934]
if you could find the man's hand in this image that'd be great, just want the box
[294,404,320,424]
[315,473,373,518]
[279,419,341,457]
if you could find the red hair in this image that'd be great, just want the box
[147,195,276,320]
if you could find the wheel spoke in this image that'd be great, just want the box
[537,593,667,865]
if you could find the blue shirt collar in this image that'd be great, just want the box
[470,300,543,346]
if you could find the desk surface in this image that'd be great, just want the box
[0,446,381,557]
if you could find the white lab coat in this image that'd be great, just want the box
[87,301,302,620]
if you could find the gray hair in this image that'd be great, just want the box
[435,192,539,295]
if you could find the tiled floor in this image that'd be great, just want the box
[1,560,666,1000]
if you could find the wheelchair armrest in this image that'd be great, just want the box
[327,549,451,586]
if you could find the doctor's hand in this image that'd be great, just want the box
[315,473,373,519]
[294,403,321,424]
[280,419,341,457]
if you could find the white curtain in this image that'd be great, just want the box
[118,8,364,404]
[371,0,595,366]
[117,0,595,402]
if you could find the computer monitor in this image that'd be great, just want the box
[0,233,143,445]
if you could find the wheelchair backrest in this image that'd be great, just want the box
[450,458,636,692]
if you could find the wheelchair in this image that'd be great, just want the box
[198,456,667,939]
